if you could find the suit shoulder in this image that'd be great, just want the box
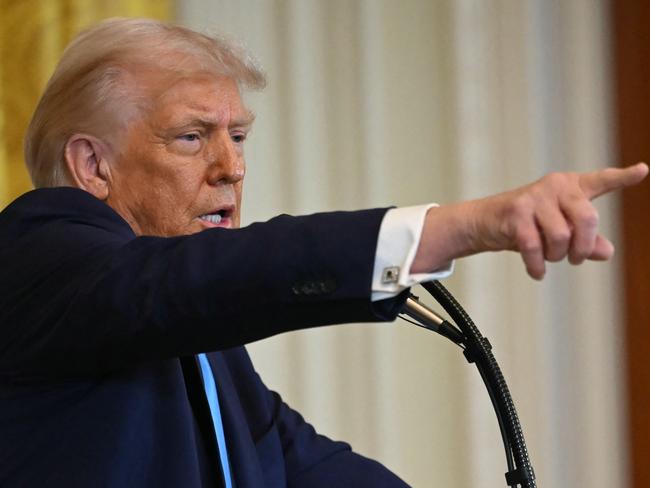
[0,187,134,241]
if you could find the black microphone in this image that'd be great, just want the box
[401,281,537,487]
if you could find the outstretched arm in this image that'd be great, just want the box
[412,163,649,279]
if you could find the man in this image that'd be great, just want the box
[0,18,646,487]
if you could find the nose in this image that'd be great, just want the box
[206,131,245,185]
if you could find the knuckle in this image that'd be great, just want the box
[541,171,568,189]
[516,233,540,254]
[579,208,599,228]
[549,227,571,245]
[506,194,533,219]
[545,228,571,262]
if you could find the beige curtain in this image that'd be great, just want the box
[178,1,627,487]
[1,1,626,486]
[0,0,171,208]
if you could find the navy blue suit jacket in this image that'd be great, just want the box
[0,188,410,487]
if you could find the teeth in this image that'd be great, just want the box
[200,213,223,224]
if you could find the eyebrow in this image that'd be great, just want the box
[172,109,256,131]
[233,110,256,128]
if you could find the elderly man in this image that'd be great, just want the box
[0,18,646,488]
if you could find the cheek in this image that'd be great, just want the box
[131,177,190,230]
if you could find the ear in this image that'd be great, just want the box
[64,134,112,200]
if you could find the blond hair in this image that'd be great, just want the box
[24,18,266,187]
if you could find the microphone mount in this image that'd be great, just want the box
[400,281,537,488]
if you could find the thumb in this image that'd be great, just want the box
[588,234,615,261]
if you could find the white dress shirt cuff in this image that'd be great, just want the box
[371,204,454,302]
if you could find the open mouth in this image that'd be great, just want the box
[199,207,234,227]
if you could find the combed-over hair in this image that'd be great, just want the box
[24,17,266,187]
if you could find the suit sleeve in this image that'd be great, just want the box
[0,189,407,375]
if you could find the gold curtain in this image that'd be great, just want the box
[0,0,171,208]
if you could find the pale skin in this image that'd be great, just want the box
[412,163,649,279]
[63,68,649,280]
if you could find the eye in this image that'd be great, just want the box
[170,132,203,154]
[231,132,247,144]
[179,133,200,142]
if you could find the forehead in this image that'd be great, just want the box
[141,71,251,125]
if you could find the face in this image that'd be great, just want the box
[105,72,253,236]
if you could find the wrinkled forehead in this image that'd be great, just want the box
[125,63,252,127]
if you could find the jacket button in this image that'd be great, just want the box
[320,279,336,294]
[293,279,336,296]
[302,282,317,295]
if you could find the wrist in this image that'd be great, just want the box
[410,202,476,273]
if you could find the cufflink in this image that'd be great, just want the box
[381,266,400,284]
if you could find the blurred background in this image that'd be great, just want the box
[1,1,648,487]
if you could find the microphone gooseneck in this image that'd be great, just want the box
[400,281,536,488]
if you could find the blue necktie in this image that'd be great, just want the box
[198,353,233,488]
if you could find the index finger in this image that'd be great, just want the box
[580,162,649,199]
